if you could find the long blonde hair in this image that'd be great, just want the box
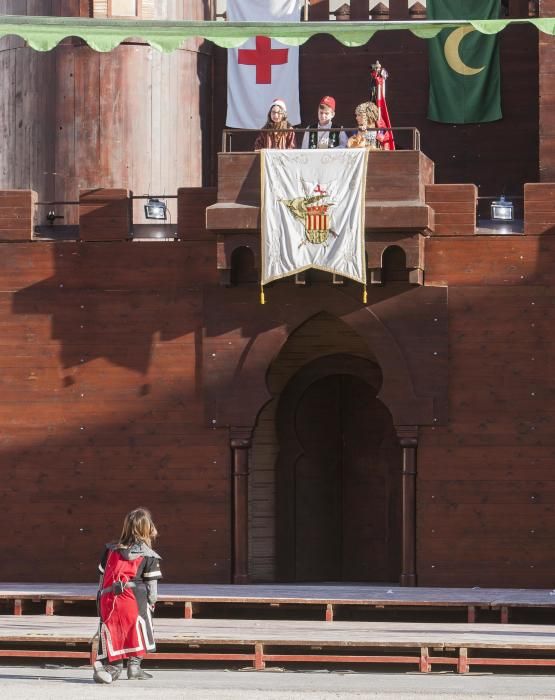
[117,507,158,548]
[355,101,380,128]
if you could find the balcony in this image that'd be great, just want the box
[206,128,434,235]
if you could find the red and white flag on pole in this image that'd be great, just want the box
[226,0,302,128]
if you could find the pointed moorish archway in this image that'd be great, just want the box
[204,287,448,585]
[275,354,403,583]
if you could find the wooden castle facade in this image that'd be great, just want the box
[1,0,555,589]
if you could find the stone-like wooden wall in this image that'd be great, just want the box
[420,224,555,586]
[0,223,229,582]
[1,185,555,586]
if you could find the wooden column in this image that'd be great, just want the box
[231,428,252,584]
[397,426,418,586]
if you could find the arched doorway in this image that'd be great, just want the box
[275,355,402,583]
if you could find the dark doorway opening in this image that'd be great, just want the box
[276,355,402,583]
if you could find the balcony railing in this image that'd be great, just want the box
[221,127,420,153]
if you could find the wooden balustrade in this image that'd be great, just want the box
[303,0,533,21]
[5,179,555,242]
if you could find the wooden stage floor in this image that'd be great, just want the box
[2,615,555,673]
[2,583,555,623]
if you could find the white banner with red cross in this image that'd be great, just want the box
[261,149,368,287]
[226,0,302,129]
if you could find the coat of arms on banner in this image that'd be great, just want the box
[281,185,335,246]
[260,150,368,299]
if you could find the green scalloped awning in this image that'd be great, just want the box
[0,16,553,52]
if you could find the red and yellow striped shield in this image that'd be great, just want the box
[305,208,330,244]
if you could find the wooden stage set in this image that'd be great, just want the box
[2,584,555,673]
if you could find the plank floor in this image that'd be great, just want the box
[1,583,555,607]
[2,615,555,650]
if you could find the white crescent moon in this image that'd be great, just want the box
[444,27,485,77]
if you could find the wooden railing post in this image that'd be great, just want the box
[350,0,370,21]
[308,0,330,21]
[389,0,409,20]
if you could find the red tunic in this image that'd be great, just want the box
[97,545,162,662]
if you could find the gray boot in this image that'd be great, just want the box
[106,663,123,681]
[127,657,153,680]
[93,661,112,684]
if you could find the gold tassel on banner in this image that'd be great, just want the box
[363,285,367,305]
[260,285,266,305]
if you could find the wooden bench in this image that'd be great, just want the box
[2,584,555,624]
[2,615,555,673]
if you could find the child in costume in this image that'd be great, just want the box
[93,507,162,684]
[254,98,297,150]
[347,101,383,150]
[301,95,347,149]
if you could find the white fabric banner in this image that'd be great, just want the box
[226,0,302,128]
[261,149,368,286]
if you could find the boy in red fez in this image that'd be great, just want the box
[301,95,347,150]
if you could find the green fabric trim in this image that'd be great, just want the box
[0,16,552,53]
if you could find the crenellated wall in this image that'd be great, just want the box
[0,184,554,585]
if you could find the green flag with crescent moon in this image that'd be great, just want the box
[428,0,502,123]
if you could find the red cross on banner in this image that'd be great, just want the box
[226,0,301,129]
[238,37,289,85]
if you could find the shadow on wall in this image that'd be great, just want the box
[11,242,206,375]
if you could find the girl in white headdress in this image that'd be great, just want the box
[254,98,297,150]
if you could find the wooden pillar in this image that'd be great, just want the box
[231,428,252,584]
[389,0,409,20]
[397,426,418,586]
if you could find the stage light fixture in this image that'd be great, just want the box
[144,198,167,221]
[491,195,514,222]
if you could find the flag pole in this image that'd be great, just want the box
[303,0,309,21]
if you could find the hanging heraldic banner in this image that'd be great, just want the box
[428,0,502,124]
[261,149,368,288]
